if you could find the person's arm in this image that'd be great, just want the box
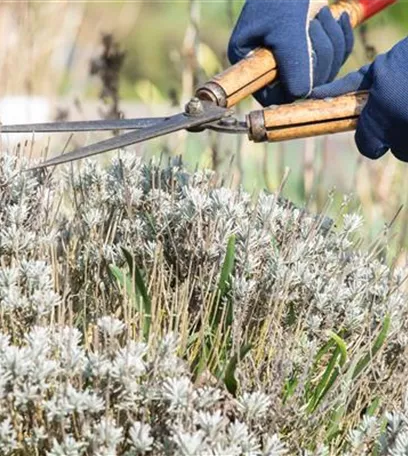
[312,37,408,162]
[228,0,354,106]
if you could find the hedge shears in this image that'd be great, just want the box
[0,0,396,169]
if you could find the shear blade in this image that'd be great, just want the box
[30,102,228,169]
[0,117,170,133]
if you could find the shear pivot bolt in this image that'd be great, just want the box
[185,97,204,116]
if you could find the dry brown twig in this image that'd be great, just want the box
[90,33,126,122]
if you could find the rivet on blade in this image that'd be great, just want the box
[185,97,204,116]
[219,117,238,127]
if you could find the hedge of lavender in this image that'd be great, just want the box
[1,151,408,455]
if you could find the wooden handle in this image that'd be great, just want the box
[247,91,368,142]
[196,0,396,108]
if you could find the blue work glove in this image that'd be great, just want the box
[312,38,408,162]
[228,0,354,106]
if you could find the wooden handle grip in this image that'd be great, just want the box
[247,91,368,143]
[196,0,395,108]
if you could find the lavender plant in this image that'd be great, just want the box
[0,150,408,454]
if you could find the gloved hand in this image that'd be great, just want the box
[312,38,408,162]
[228,0,354,106]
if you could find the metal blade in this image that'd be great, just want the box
[31,102,229,169]
[0,117,171,133]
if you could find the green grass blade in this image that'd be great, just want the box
[328,332,348,367]
[224,343,252,396]
[271,236,279,255]
[305,338,336,400]
[307,346,341,414]
[367,397,381,417]
[218,235,236,300]
[191,339,211,381]
[314,338,336,367]
[210,235,236,330]
[121,246,134,271]
[283,373,299,403]
[306,332,348,411]
[120,247,152,340]
[108,264,135,300]
[312,366,340,413]
[134,264,152,339]
[352,314,391,380]
[309,333,348,413]
[325,404,346,442]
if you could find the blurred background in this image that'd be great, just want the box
[0,0,407,263]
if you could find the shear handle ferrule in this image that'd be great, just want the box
[247,92,369,143]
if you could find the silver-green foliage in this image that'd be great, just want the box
[0,152,408,455]
[0,318,288,455]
